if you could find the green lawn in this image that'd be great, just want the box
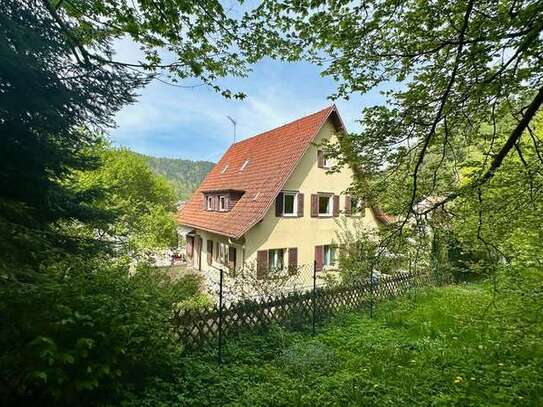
[123,272,543,406]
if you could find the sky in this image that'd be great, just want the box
[110,40,389,163]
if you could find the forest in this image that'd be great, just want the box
[1,0,542,405]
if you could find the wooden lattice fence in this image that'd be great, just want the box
[172,271,437,350]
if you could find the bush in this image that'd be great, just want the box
[0,258,201,405]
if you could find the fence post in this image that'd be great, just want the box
[218,267,224,365]
[369,268,374,319]
[312,260,317,335]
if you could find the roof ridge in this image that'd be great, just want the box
[231,105,335,146]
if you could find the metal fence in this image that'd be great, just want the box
[172,263,439,361]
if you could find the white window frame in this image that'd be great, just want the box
[282,192,298,216]
[318,194,333,216]
[219,195,226,211]
[323,245,336,267]
[220,164,229,174]
[268,248,284,272]
[206,195,213,210]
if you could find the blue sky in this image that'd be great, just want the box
[110,40,389,162]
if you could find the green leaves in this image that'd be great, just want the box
[72,144,178,253]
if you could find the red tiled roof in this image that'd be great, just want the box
[372,207,397,224]
[177,105,343,239]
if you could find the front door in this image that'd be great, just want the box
[193,236,202,271]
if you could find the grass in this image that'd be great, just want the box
[122,271,543,406]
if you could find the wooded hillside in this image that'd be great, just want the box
[135,153,214,200]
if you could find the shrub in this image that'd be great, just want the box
[0,258,201,405]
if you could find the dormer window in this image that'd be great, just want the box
[221,164,229,174]
[204,190,243,213]
[240,159,250,171]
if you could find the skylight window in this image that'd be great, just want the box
[220,164,229,174]
[253,192,260,201]
[240,159,250,171]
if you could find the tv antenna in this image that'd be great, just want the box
[227,115,237,144]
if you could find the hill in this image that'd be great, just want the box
[135,153,215,200]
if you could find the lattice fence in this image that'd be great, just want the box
[172,271,437,350]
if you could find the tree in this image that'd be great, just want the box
[0,0,144,272]
[1,0,251,271]
[73,145,178,253]
[46,0,249,98]
[244,0,543,266]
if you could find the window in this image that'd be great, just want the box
[282,192,297,216]
[323,245,336,267]
[268,249,284,272]
[323,154,332,168]
[206,195,213,210]
[220,164,229,174]
[240,159,249,171]
[318,194,332,216]
[219,195,226,211]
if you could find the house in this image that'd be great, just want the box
[177,105,385,279]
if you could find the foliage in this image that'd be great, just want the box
[119,269,543,406]
[0,0,144,271]
[244,0,543,276]
[138,154,214,200]
[55,0,249,98]
[73,144,178,252]
[0,258,203,405]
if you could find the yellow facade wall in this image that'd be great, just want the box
[243,119,379,268]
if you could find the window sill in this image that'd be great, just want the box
[317,214,333,218]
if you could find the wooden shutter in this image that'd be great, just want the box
[228,246,236,270]
[288,247,298,275]
[314,245,324,272]
[256,250,268,279]
[345,195,352,215]
[203,194,207,210]
[207,240,213,265]
[297,193,304,217]
[333,195,340,217]
[311,194,318,217]
[317,150,324,168]
[275,192,284,217]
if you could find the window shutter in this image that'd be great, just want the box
[314,245,324,272]
[297,193,304,217]
[225,194,231,211]
[207,240,213,265]
[288,247,298,275]
[311,194,318,217]
[333,195,340,217]
[345,195,352,215]
[203,194,207,210]
[317,150,324,168]
[256,250,268,279]
[275,192,284,217]
[228,246,236,270]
